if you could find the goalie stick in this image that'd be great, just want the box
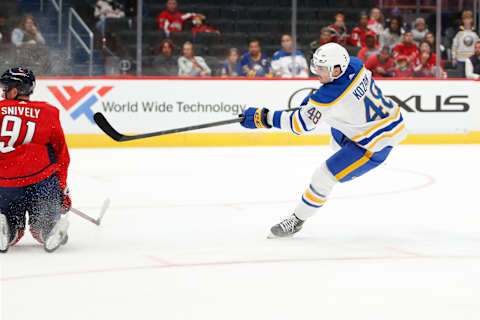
[70,198,111,226]
[94,107,300,142]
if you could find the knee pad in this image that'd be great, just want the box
[294,162,338,221]
[310,162,337,198]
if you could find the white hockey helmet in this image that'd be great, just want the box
[310,43,350,80]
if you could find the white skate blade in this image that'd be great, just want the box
[44,216,69,252]
[0,214,9,252]
[267,232,294,239]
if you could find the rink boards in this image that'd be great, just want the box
[32,77,480,147]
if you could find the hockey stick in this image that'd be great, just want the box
[94,107,300,142]
[70,198,111,226]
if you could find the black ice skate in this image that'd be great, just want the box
[0,213,10,253]
[268,214,304,238]
[44,215,69,253]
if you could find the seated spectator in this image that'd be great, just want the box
[241,39,272,77]
[157,0,205,37]
[178,41,211,77]
[309,27,334,61]
[11,15,45,47]
[412,17,428,46]
[393,54,413,77]
[94,0,125,37]
[191,16,219,38]
[221,48,242,77]
[393,31,418,64]
[152,39,178,76]
[413,41,446,78]
[367,7,384,36]
[0,14,12,43]
[424,31,446,58]
[379,17,403,50]
[357,30,380,63]
[366,46,395,77]
[272,34,308,78]
[328,13,348,45]
[465,41,480,79]
[348,12,369,47]
[452,10,479,76]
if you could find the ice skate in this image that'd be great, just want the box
[44,215,69,253]
[0,213,10,253]
[268,214,304,238]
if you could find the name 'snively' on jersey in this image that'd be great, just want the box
[1,106,41,118]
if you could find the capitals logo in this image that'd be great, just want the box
[47,86,113,124]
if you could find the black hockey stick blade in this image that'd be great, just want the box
[94,112,126,142]
[94,112,244,142]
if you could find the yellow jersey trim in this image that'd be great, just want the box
[309,66,365,107]
[335,150,374,181]
[304,189,326,204]
[366,123,406,149]
[351,107,401,141]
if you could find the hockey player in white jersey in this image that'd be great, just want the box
[240,43,407,238]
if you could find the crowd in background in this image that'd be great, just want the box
[145,0,480,78]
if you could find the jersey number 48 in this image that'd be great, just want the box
[363,79,394,122]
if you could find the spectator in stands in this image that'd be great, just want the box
[393,30,418,64]
[393,54,413,77]
[221,48,242,77]
[191,16,219,38]
[425,31,446,59]
[413,41,446,78]
[94,0,125,37]
[451,10,479,76]
[348,12,369,47]
[367,7,384,36]
[357,31,380,63]
[0,13,12,43]
[241,39,272,77]
[271,34,308,78]
[157,0,205,37]
[412,17,429,46]
[309,27,334,61]
[366,46,394,77]
[152,39,178,76]
[178,41,211,77]
[466,41,480,79]
[379,17,403,49]
[328,13,348,45]
[11,15,45,47]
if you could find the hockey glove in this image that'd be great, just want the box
[240,107,271,129]
[61,187,72,213]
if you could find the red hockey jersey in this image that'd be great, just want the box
[157,10,198,35]
[0,99,70,188]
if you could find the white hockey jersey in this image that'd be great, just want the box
[269,57,406,152]
[271,49,309,78]
[452,26,479,62]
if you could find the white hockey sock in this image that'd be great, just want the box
[294,162,337,221]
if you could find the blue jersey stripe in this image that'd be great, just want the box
[357,114,404,146]
[309,184,326,198]
[302,195,323,208]
[297,110,310,132]
[273,111,283,129]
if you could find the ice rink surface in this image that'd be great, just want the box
[1,144,480,319]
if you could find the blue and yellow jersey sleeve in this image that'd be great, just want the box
[269,57,365,135]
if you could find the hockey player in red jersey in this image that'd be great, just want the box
[0,67,71,253]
